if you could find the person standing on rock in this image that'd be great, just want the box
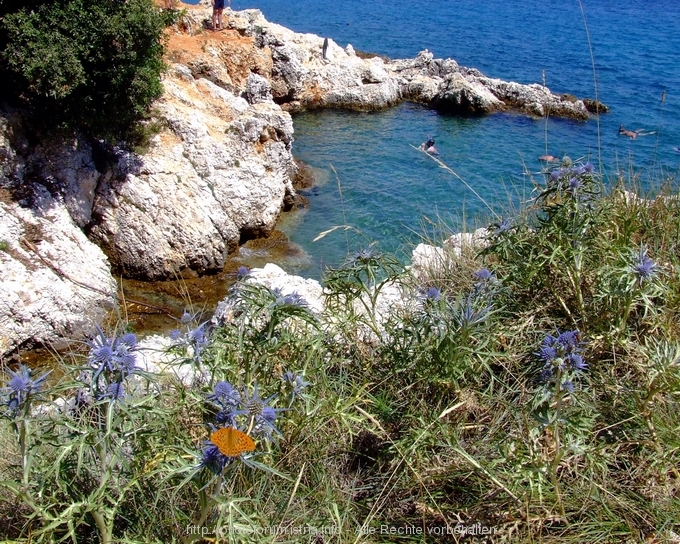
[212,0,230,31]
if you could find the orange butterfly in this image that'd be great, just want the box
[210,427,255,457]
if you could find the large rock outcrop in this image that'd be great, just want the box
[0,115,116,354]
[209,6,593,119]
[87,74,296,280]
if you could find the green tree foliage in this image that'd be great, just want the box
[0,0,168,142]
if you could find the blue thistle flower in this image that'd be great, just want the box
[87,328,139,377]
[567,353,588,371]
[262,406,277,423]
[207,382,247,426]
[561,381,575,393]
[236,266,250,280]
[556,330,579,351]
[474,268,494,281]
[104,382,126,402]
[550,167,569,181]
[186,323,209,362]
[180,310,195,325]
[419,286,442,303]
[567,176,583,196]
[538,344,558,365]
[629,247,658,284]
[352,248,376,262]
[120,333,137,349]
[208,381,241,408]
[493,217,512,235]
[283,371,311,399]
[115,345,138,376]
[2,365,51,416]
[282,292,307,307]
[8,372,32,396]
[537,329,587,377]
[539,367,554,383]
[90,344,115,368]
[200,443,233,473]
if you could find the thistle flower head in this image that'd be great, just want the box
[493,217,512,235]
[567,176,583,195]
[629,247,658,284]
[419,286,442,303]
[104,381,126,402]
[562,381,575,393]
[474,268,494,281]
[87,328,139,377]
[199,443,233,473]
[537,329,587,374]
[283,371,311,399]
[209,381,241,408]
[283,292,307,307]
[2,365,51,416]
[180,310,195,325]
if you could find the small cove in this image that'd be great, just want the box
[14,0,680,359]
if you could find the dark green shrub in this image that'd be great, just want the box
[0,0,168,142]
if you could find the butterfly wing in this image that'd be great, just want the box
[211,427,255,457]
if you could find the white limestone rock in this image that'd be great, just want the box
[87,73,297,280]
[0,186,115,355]
[221,10,593,118]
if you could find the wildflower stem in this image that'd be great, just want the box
[91,510,112,544]
[617,292,635,338]
[549,370,566,520]
[18,408,29,486]
[633,387,662,451]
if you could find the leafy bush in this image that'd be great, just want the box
[0,0,169,142]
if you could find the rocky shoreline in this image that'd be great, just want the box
[0,4,605,357]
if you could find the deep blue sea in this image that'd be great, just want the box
[214,0,680,276]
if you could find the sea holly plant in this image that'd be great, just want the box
[616,246,664,333]
[532,329,589,518]
[168,310,212,382]
[0,365,51,486]
[323,247,405,335]
[207,282,319,387]
[176,379,303,541]
[595,245,665,337]
[482,160,604,323]
[406,278,495,386]
[0,330,165,544]
[535,161,600,319]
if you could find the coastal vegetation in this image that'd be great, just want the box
[1,160,678,542]
[0,0,172,142]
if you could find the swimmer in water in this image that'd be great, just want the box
[619,125,638,139]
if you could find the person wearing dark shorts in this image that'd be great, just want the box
[212,0,230,31]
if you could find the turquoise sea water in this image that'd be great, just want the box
[205,0,680,276]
